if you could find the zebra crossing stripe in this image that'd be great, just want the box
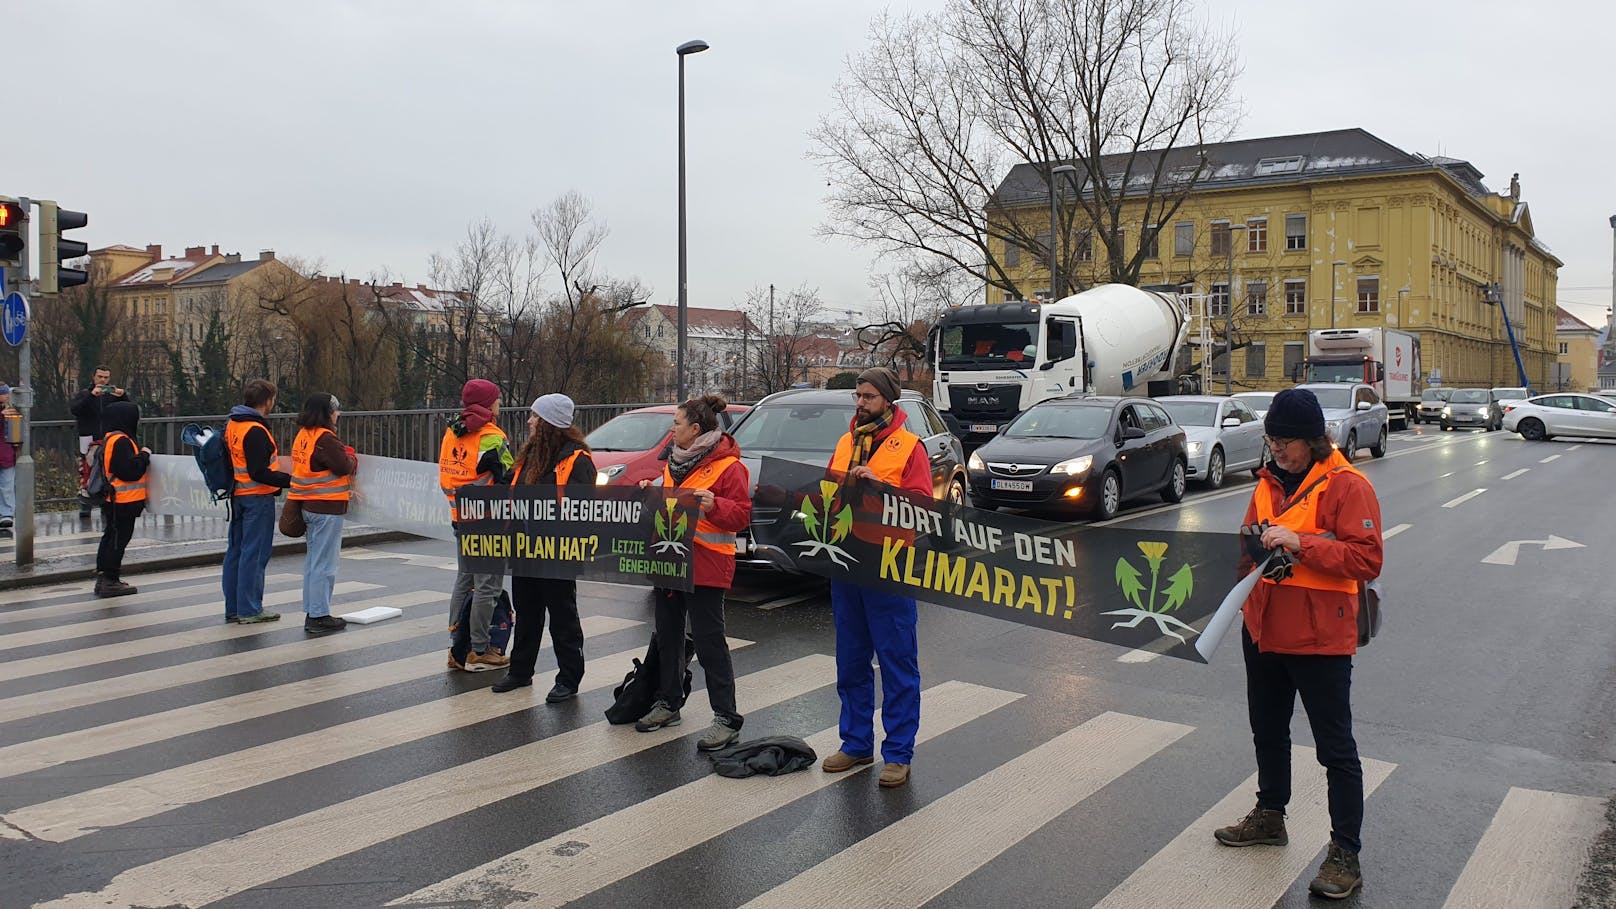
[0,566,229,609]
[1440,787,1606,909]
[342,548,458,570]
[0,614,646,782]
[0,577,306,649]
[740,711,1192,909]
[0,582,381,682]
[394,678,1023,909]
[6,628,724,843]
[35,654,839,909]
[0,575,297,627]
[0,600,444,725]
[1091,748,1396,909]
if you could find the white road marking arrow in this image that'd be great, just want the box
[1481,535,1586,566]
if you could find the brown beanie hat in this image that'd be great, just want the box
[857,367,902,404]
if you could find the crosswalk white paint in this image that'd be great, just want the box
[1092,747,1397,909]
[396,679,1023,909]
[0,576,315,649]
[0,614,645,781]
[0,575,298,626]
[0,565,228,608]
[1440,787,1606,909]
[342,547,458,570]
[741,712,1192,909]
[37,654,839,909]
[7,628,713,843]
[0,582,381,682]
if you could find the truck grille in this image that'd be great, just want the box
[947,383,1020,421]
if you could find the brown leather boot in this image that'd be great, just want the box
[1308,843,1362,899]
[1213,805,1288,846]
[821,751,875,773]
[878,763,910,788]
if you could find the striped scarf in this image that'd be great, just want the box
[848,407,895,469]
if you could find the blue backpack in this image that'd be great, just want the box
[181,423,234,502]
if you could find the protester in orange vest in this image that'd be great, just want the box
[289,393,357,636]
[223,379,292,623]
[819,367,932,789]
[1214,387,1383,900]
[495,393,596,698]
[633,394,752,753]
[440,378,515,672]
[93,401,151,598]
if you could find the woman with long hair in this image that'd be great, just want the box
[496,393,595,698]
[289,393,357,635]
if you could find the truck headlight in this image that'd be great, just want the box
[1186,441,1203,456]
[1051,455,1092,477]
[967,451,985,471]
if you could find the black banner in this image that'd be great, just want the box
[453,485,698,591]
[753,457,1241,662]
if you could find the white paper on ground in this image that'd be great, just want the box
[339,606,403,625]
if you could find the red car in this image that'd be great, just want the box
[586,404,751,486]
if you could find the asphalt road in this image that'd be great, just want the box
[1,424,1612,908]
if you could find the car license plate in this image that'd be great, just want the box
[969,423,998,434]
[990,479,1033,492]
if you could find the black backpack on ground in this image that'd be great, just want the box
[605,633,696,725]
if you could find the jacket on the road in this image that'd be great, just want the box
[70,386,130,440]
[664,433,750,591]
[1240,452,1383,655]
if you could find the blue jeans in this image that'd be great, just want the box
[302,511,343,618]
[223,495,277,620]
[0,465,13,519]
[830,580,921,764]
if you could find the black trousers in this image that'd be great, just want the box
[654,585,741,728]
[1242,627,1364,853]
[507,576,585,688]
[96,502,139,579]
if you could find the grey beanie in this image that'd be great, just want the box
[857,367,902,404]
[531,393,575,429]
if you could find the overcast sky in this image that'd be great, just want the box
[9,0,1613,331]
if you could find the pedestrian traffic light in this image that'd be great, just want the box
[38,201,88,294]
[0,197,25,265]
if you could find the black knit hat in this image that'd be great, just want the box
[1264,388,1326,439]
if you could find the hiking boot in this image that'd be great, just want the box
[1308,843,1362,900]
[879,763,911,788]
[447,649,468,671]
[821,751,875,773]
[304,615,348,636]
[544,683,577,704]
[465,651,509,672]
[235,611,281,624]
[634,701,682,732]
[1214,805,1288,847]
[94,578,137,598]
[695,718,740,753]
[491,674,531,693]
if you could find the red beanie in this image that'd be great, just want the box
[461,379,499,408]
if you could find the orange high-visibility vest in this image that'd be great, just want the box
[226,420,279,497]
[102,431,148,504]
[289,427,350,502]
[511,450,586,491]
[439,423,508,512]
[830,427,921,486]
[1252,450,1363,595]
[662,455,742,555]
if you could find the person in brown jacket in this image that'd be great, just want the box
[289,393,358,635]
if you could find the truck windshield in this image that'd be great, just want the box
[938,320,1038,369]
[1307,362,1366,383]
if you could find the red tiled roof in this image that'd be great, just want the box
[1557,306,1598,333]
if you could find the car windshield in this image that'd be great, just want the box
[1493,387,1528,399]
[1450,390,1490,404]
[584,413,671,452]
[1159,401,1220,427]
[729,403,851,453]
[1421,389,1450,401]
[937,320,1038,369]
[1237,393,1274,410]
[1002,405,1111,439]
[1306,387,1353,410]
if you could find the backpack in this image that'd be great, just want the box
[605,632,696,725]
[182,423,234,502]
[449,588,515,660]
[84,441,110,503]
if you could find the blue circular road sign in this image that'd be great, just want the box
[2,291,27,347]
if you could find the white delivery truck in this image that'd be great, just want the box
[927,284,1196,446]
[1300,327,1421,430]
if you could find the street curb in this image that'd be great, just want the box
[0,530,425,592]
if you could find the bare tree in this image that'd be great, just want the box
[738,283,830,395]
[811,0,1240,297]
[859,258,977,382]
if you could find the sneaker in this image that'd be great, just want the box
[878,762,910,788]
[1213,805,1288,847]
[491,674,532,693]
[821,751,875,773]
[1308,842,1362,899]
[634,700,682,732]
[0,516,12,529]
[304,615,348,636]
[544,683,578,704]
[235,611,281,624]
[93,578,137,598]
[447,649,468,671]
[465,651,509,672]
[695,718,740,753]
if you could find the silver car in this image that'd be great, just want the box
[1293,383,1389,460]
[1156,395,1266,488]
[1230,391,1275,420]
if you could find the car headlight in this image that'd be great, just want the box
[1186,441,1203,456]
[1441,406,1452,416]
[1327,420,1343,436]
[596,463,627,485]
[1051,455,1093,477]
[1475,408,1490,416]
[967,451,985,471]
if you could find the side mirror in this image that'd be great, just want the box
[1121,426,1147,441]
[1039,361,1056,371]
[1221,417,1241,428]
[1356,401,1372,412]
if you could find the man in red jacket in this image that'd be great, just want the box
[819,367,933,790]
[1213,387,1383,901]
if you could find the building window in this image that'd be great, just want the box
[1559,341,1569,355]
[1284,279,1306,315]
[1357,276,1380,313]
[1210,282,1230,317]
[1283,341,1305,382]
[1285,214,1306,251]
[1176,279,1194,299]
[1174,222,1194,257]
[1246,342,1267,378]
[1256,156,1304,175]
[1004,239,1020,268]
[1002,290,1016,302]
[1141,225,1159,259]
[1210,221,1231,257]
[1247,280,1268,316]
[1212,351,1229,377]
[1247,218,1267,253]
[1075,229,1093,263]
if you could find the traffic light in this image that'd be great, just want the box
[38,201,89,294]
[0,197,25,265]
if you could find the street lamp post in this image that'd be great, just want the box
[1224,223,1246,395]
[1048,164,1078,301]
[675,38,709,402]
[1329,260,1347,330]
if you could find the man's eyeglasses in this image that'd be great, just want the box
[1263,435,1301,448]
[851,392,881,402]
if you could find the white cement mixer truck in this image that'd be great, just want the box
[927,284,1197,446]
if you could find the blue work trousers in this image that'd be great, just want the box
[830,580,920,764]
[223,494,276,620]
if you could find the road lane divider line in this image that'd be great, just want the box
[0,566,232,608]
[1440,787,1605,909]
[1442,489,1487,509]
[1091,748,1396,909]
[1539,454,1561,463]
[1382,523,1411,540]
[0,575,299,627]
[33,654,839,909]
[0,614,645,781]
[1565,445,1583,452]
[1475,459,1488,466]
[1502,468,1529,480]
[395,679,1023,909]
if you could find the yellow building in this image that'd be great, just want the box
[988,129,1560,392]
[1554,306,1601,392]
